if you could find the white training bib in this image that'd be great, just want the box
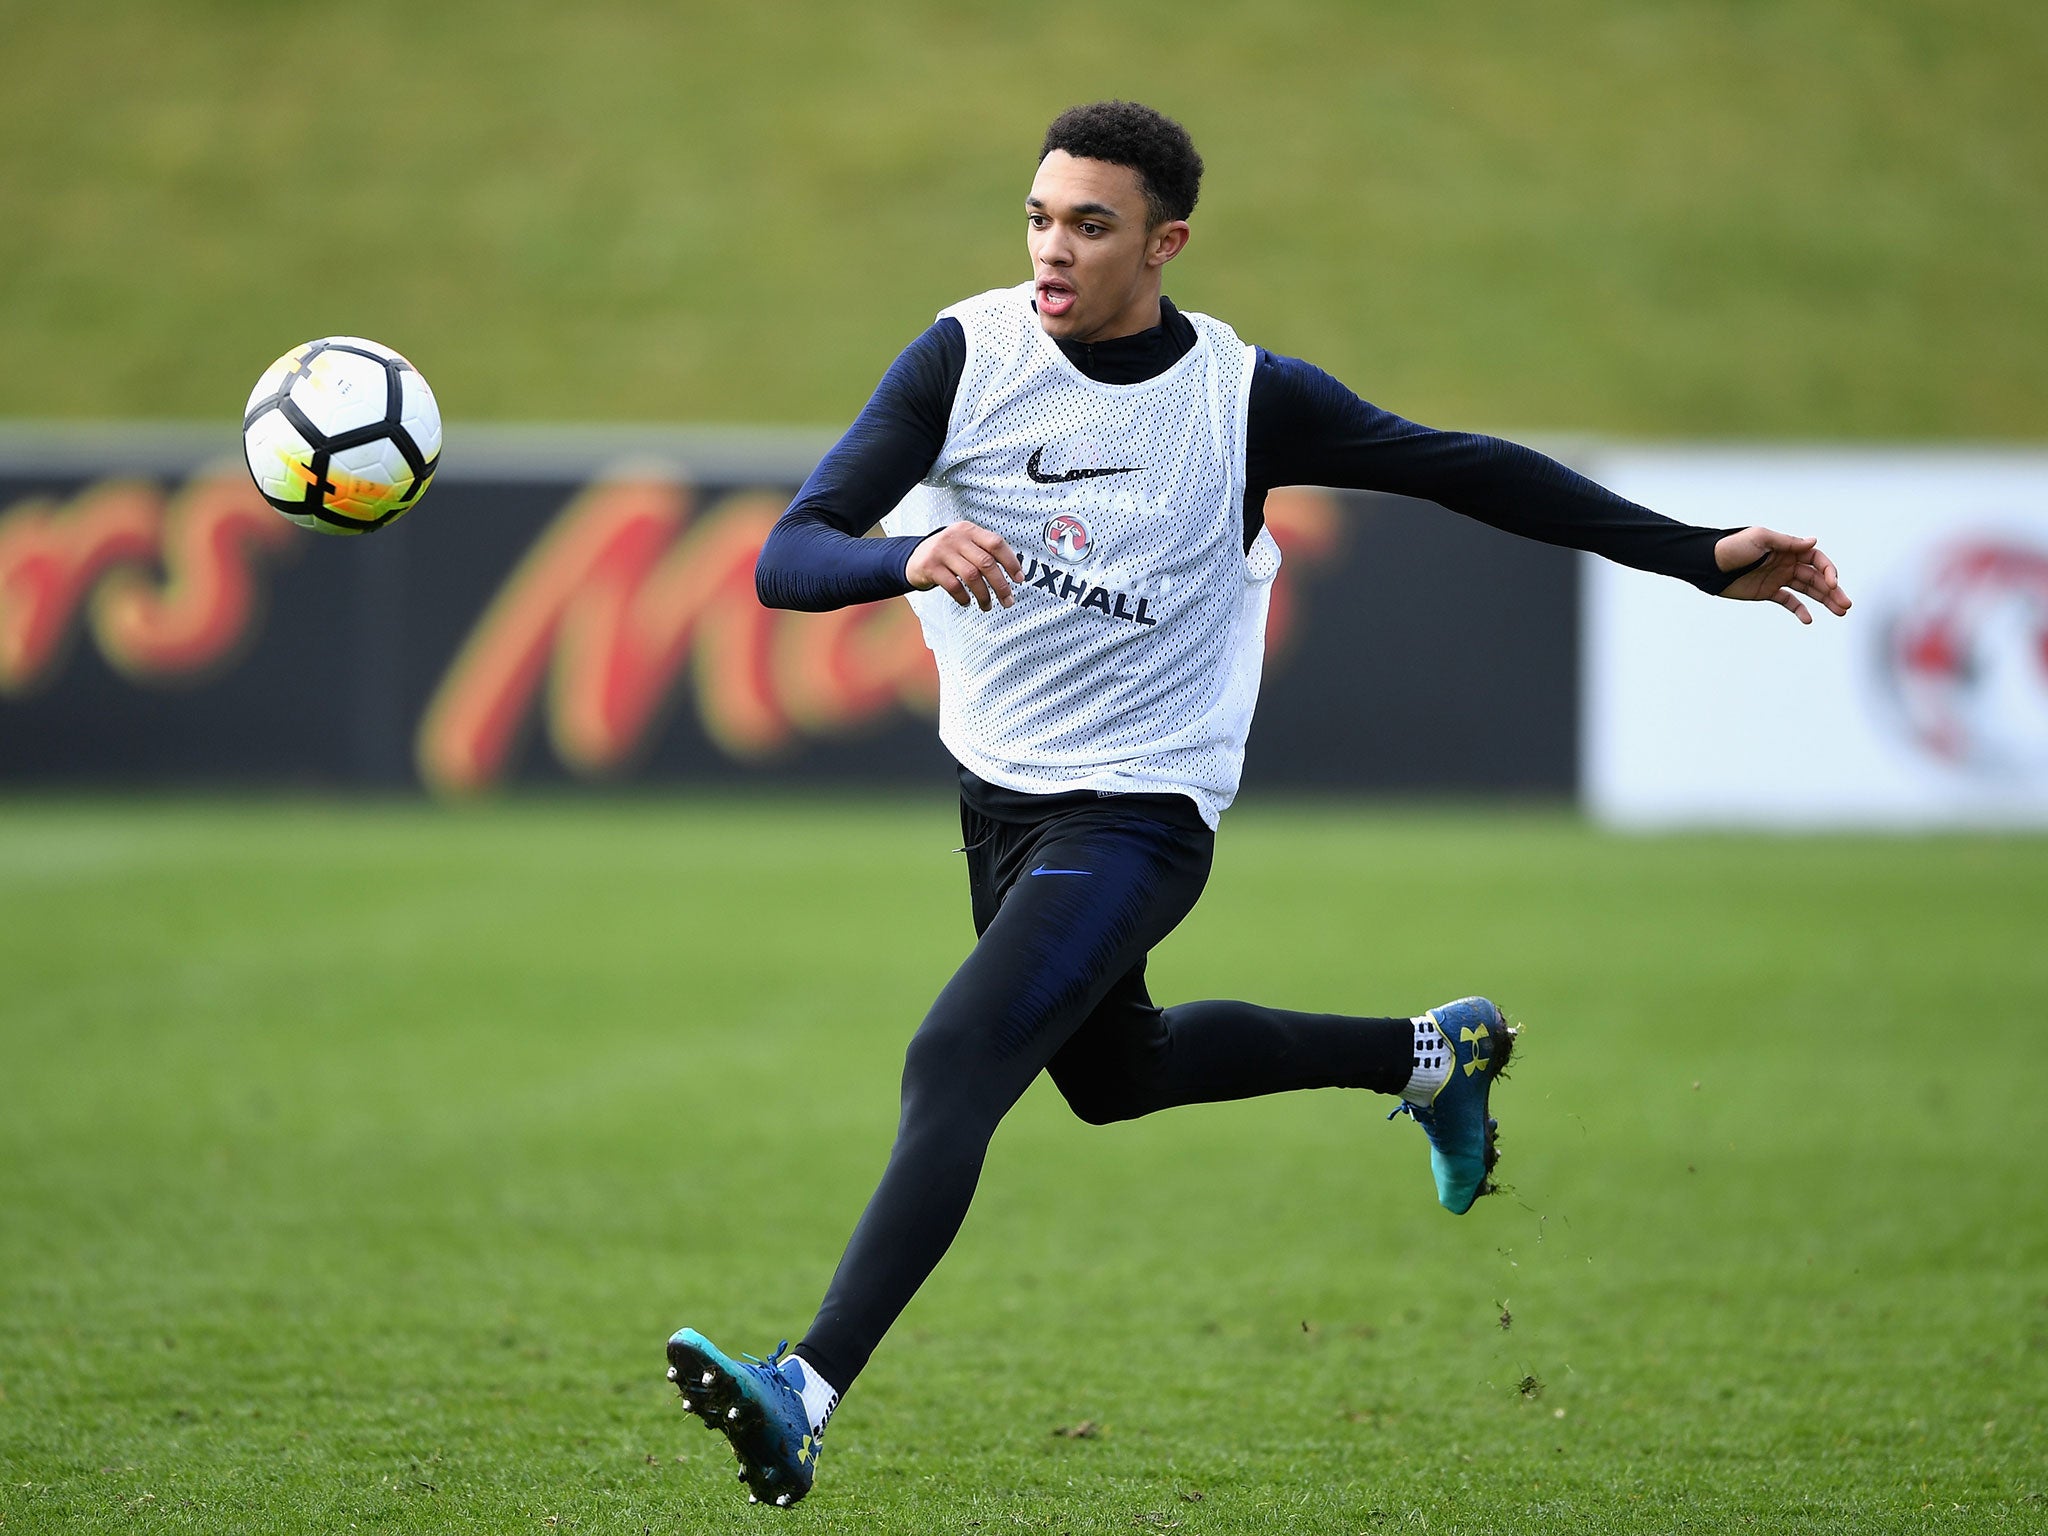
[881,284,1279,828]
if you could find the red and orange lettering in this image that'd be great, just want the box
[420,477,1348,794]
[771,601,938,735]
[92,469,297,681]
[417,478,787,793]
[0,482,161,693]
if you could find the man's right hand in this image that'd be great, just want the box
[906,521,1023,611]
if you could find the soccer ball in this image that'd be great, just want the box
[241,337,442,534]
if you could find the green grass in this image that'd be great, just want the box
[1,799,2043,1532]
[1,0,2043,437]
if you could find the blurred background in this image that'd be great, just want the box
[2,0,2044,810]
[3,3,2045,1531]
[5,0,2042,432]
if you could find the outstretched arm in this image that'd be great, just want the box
[1246,353,1850,615]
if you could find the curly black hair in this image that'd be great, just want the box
[1040,101,1203,226]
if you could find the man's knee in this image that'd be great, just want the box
[1049,1036,1166,1126]
[899,1002,1021,1131]
[901,1011,975,1107]
[1054,1075,1134,1126]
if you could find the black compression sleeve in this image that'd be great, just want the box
[1245,351,1734,593]
[754,318,967,612]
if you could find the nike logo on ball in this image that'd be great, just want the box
[1029,866,1093,877]
[1026,446,1142,484]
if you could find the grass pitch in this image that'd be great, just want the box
[0,798,2042,1533]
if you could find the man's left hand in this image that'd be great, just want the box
[1713,527,1852,624]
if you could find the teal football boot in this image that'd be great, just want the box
[666,1329,823,1508]
[1393,997,1517,1214]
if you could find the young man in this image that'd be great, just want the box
[666,101,1850,1508]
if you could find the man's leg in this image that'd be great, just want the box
[667,802,1510,1504]
[669,803,1212,1506]
[1047,970,1515,1212]
[1047,957,1417,1124]
[791,806,1213,1394]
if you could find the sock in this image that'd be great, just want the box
[786,1356,840,1438]
[1400,1014,1450,1106]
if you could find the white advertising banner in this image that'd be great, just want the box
[1582,449,2048,828]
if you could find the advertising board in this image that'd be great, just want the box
[1583,449,2048,828]
[0,426,1580,797]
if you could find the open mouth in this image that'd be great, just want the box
[1036,279,1076,319]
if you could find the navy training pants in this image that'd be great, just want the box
[794,794,1410,1389]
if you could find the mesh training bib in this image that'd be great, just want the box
[881,284,1278,828]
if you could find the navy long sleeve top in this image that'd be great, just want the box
[754,299,1731,612]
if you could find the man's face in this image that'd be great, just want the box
[1026,151,1186,344]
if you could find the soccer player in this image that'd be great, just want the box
[666,101,1851,1507]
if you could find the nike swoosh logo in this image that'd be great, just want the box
[1029,865,1092,877]
[1026,446,1143,484]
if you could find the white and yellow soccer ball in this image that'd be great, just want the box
[242,337,442,534]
